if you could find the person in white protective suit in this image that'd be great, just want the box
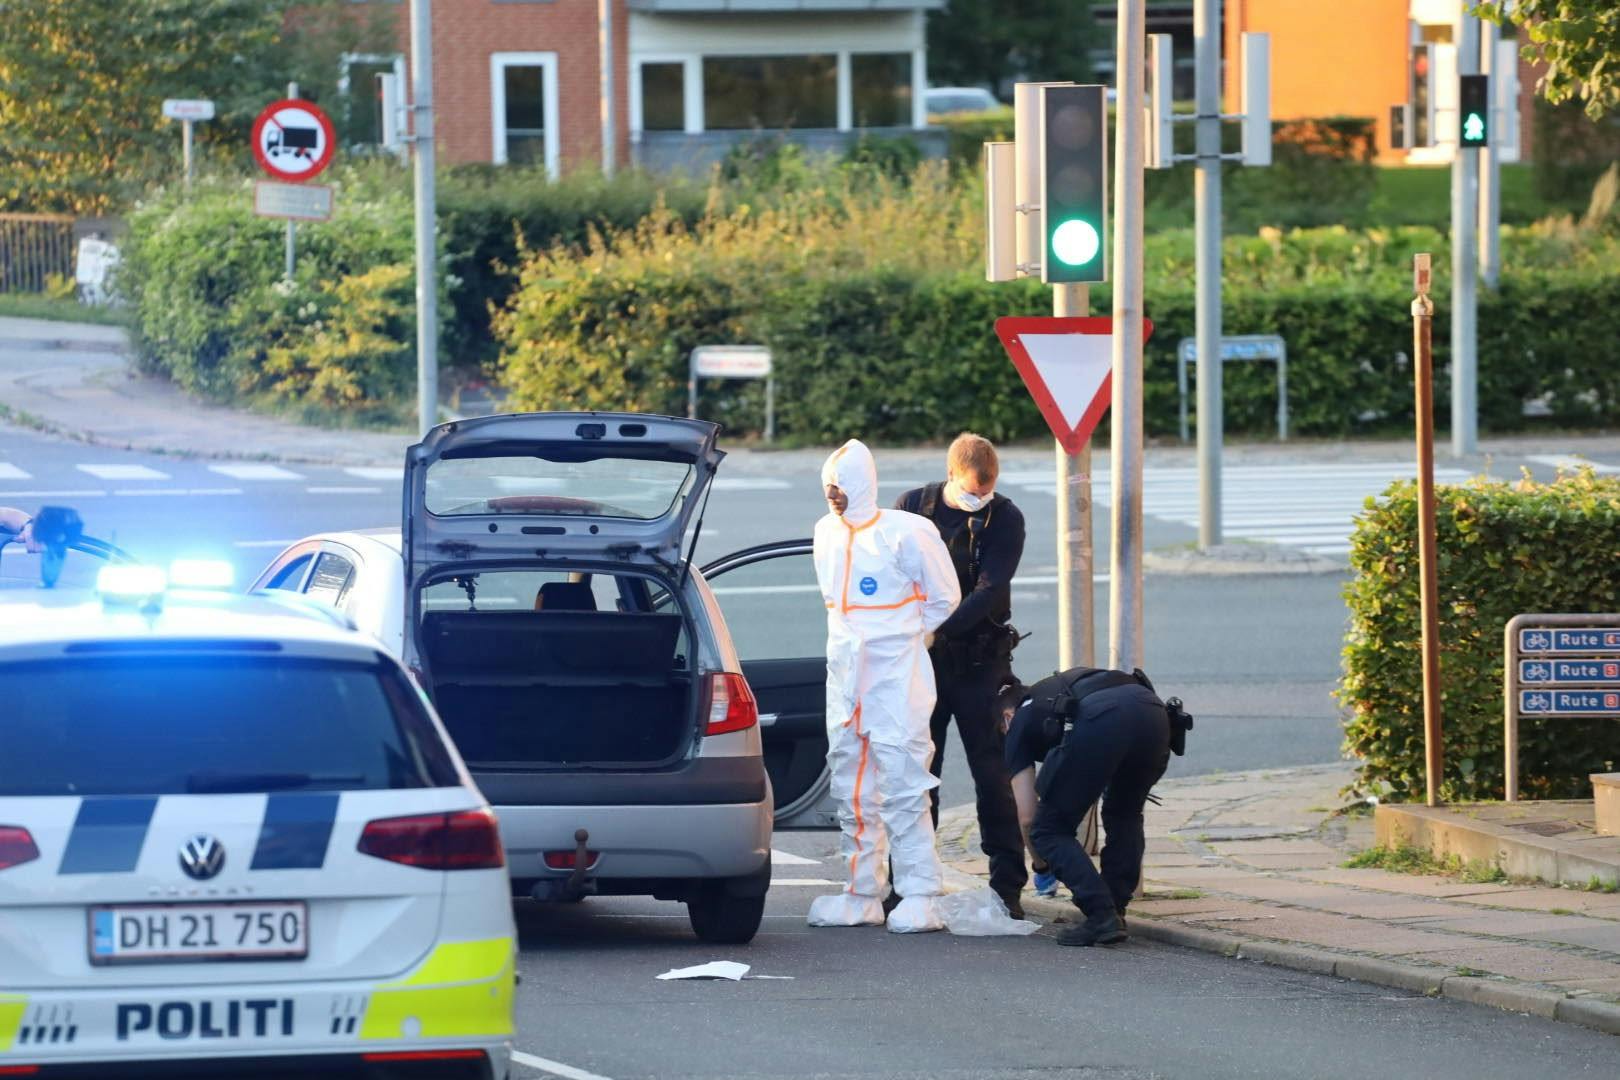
[808,440,962,933]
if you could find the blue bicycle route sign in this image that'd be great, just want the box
[1519,659,1620,685]
[1517,628,1620,655]
[1520,689,1620,716]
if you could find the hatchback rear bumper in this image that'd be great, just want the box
[497,798,771,883]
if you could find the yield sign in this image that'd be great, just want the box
[994,316,1155,454]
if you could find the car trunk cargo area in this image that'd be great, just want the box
[421,607,696,768]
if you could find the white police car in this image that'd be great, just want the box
[0,564,515,1079]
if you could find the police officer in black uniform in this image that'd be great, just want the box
[895,433,1028,916]
[1000,667,1190,946]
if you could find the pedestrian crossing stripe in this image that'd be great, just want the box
[0,464,29,481]
[343,466,403,480]
[207,463,304,481]
[76,464,167,480]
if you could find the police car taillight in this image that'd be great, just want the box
[357,808,505,871]
[704,672,759,736]
[0,825,39,871]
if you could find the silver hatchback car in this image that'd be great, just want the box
[253,413,836,945]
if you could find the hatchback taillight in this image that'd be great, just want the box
[0,826,39,871]
[704,672,759,736]
[357,809,505,870]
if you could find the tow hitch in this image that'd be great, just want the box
[531,828,599,902]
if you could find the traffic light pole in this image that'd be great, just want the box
[1110,0,1147,673]
[1054,282,1095,673]
[1451,12,1481,457]
[1479,18,1501,289]
[1194,0,1222,549]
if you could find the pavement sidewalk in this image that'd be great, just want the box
[938,764,1620,1037]
[5,317,1620,473]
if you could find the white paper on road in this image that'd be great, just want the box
[657,961,750,981]
[938,888,1041,937]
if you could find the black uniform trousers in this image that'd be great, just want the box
[927,652,1028,897]
[1029,687,1171,919]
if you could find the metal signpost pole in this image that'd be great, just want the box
[599,0,616,178]
[182,120,195,191]
[1451,14,1480,457]
[409,0,439,437]
[1109,1,1147,673]
[284,83,299,283]
[1194,0,1222,548]
[1412,254,1444,807]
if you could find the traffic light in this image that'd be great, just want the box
[1459,74,1489,148]
[1040,84,1107,284]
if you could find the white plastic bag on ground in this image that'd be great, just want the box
[938,887,1041,936]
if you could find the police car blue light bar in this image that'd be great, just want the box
[96,564,168,601]
[168,558,235,589]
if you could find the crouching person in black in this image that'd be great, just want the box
[1000,668,1189,947]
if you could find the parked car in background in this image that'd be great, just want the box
[925,86,1001,117]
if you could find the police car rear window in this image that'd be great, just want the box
[0,656,458,797]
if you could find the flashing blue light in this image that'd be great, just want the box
[97,565,167,601]
[169,559,235,590]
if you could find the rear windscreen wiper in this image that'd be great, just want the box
[185,771,365,794]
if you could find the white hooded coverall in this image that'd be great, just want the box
[808,440,961,932]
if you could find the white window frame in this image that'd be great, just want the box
[490,51,561,175]
[629,54,702,136]
[844,49,925,131]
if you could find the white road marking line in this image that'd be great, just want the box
[711,477,792,491]
[510,1050,616,1080]
[770,848,820,865]
[77,463,169,480]
[773,877,841,886]
[344,466,403,480]
[710,574,1109,598]
[0,489,106,498]
[1527,453,1620,474]
[306,485,383,494]
[112,487,242,497]
[0,464,30,480]
[207,463,304,481]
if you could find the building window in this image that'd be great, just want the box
[851,53,912,128]
[489,52,559,174]
[703,55,837,131]
[639,62,685,132]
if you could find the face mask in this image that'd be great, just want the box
[946,479,991,513]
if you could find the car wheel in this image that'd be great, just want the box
[687,885,765,944]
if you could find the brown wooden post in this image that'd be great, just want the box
[1413,253,1444,807]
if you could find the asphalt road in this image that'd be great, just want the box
[6,423,1620,1075]
[501,830,1620,1080]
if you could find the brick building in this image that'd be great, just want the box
[349,0,942,175]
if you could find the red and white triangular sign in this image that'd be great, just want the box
[994,316,1155,454]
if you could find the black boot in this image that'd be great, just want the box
[995,887,1025,921]
[1055,909,1127,947]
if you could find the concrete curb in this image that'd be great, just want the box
[1007,891,1620,1038]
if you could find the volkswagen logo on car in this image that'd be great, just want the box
[178,835,226,881]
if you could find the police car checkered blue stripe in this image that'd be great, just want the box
[56,794,341,875]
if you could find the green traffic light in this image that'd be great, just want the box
[1052,218,1101,267]
[1462,111,1485,144]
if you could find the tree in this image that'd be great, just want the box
[927,0,1097,99]
[1476,1,1620,119]
[0,0,396,215]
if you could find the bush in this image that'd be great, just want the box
[1340,470,1620,802]
[117,169,429,422]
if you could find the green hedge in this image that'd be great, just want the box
[497,224,1620,443]
[1340,472,1620,802]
